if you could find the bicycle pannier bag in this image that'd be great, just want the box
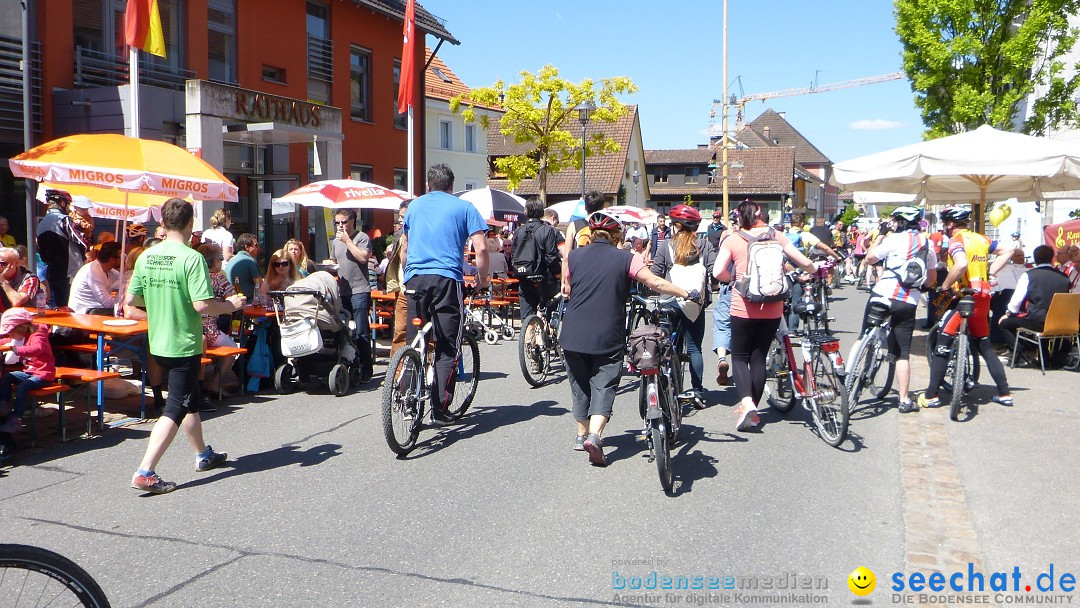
[667,243,707,322]
[627,325,670,372]
[279,317,323,357]
[734,229,790,303]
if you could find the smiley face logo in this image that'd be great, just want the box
[848,567,876,596]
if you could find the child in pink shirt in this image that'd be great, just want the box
[0,308,56,434]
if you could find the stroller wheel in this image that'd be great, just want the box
[484,329,499,345]
[502,324,515,340]
[274,363,299,394]
[329,364,351,397]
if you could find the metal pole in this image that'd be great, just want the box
[721,0,730,219]
[580,124,587,200]
[129,47,140,137]
[22,0,36,267]
[406,105,414,196]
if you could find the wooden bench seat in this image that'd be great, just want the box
[23,383,71,447]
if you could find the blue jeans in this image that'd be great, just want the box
[712,284,732,352]
[788,282,806,332]
[0,371,48,418]
[349,292,374,371]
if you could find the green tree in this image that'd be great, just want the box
[451,65,637,204]
[894,0,1080,138]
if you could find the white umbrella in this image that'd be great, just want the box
[454,187,527,223]
[605,205,658,225]
[546,199,587,223]
[276,179,406,210]
[832,125,1080,229]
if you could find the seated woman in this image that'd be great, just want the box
[261,248,301,298]
[197,243,240,396]
[284,238,316,277]
[487,237,508,279]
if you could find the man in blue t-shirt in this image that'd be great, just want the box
[400,164,489,425]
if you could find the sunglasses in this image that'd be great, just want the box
[334,220,350,225]
[273,261,291,268]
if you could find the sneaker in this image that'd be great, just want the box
[690,390,707,410]
[583,433,606,466]
[0,417,24,434]
[131,472,177,494]
[736,405,760,432]
[358,366,374,384]
[963,379,978,393]
[430,409,456,427]
[574,434,586,451]
[898,400,918,414]
[991,395,1014,406]
[716,360,729,386]
[917,394,940,409]
[196,446,228,472]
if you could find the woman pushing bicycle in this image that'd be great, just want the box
[560,207,698,466]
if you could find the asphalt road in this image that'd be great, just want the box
[1,281,1077,607]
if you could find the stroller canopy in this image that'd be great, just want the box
[282,271,346,332]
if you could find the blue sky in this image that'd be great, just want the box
[418,0,926,164]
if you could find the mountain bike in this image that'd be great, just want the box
[381,303,481,455]
[925,288,981,421]
[0,544,111,607]
[845,299,897,405]
[629,294,694,492]
[519,292,565,387]
[763,318,850,447]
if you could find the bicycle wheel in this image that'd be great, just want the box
[518,315,550,387]
[810,350,850,447]
[0,544,111,608]
[926,327,981,393]
[447,333,481,418]
[816,285,830,333]
[381,347,424,455]
[845,333,874,405]
[948,336,970,421]
[650,420,673,493]
[765,338,796,413]
[867,337,896,399]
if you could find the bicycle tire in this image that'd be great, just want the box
[868,340,896,400]
[0,544,111,608]
[816,284,830,333]
[381,347,424,455]
[650,421,673,493]
[926,327,981,392]
[810,350,850,447]
[949,336,969,421]
[765,338,796,413]
[518,315,550,388]
[845,333,873,405]
[447,333,481,418]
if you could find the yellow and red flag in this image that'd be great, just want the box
[125,0,166,58]
[396,0,416,114]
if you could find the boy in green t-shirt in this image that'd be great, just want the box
[125,199,245,494]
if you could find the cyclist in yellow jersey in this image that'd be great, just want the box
[919,206,1016,408]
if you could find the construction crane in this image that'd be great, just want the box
[709,71,905,135]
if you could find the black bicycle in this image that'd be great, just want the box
[0,544,111,607]
[518,291,566,387]
[925,289,982,420]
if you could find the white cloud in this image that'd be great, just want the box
[849,119,905,131]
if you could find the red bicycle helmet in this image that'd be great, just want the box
[588,210,622,233]
[668,204,701,230]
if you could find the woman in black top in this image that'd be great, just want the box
[560,211,695,467]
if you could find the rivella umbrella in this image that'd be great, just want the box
[454,187,527,223]
[276,179,407,210]
[831,125,1080,231]
[605,205,658,225]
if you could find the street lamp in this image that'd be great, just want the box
[575,101,595,200]
[632,170,640,207]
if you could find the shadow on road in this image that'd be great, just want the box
[170,443,343,493]
[602,423,746,496]
[403,399,569,459]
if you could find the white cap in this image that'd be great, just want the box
[71,195,93,209]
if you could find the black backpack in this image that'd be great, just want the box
[512,221,546,280]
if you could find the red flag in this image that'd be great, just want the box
[125,0,166,58]
[396,0,416,114]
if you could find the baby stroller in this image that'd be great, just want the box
[269,271,359,396]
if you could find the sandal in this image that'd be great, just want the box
[716,360,729,386]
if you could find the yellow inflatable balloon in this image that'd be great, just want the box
[989,206,1006,227]
[1000,203,1012,221]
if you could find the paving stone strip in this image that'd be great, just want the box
[898,406,998,607]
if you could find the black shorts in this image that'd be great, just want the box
[860,299,918,360]
[153,354,203,424]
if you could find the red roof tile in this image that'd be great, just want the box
[645,149,715,165]
[424,48,501,111]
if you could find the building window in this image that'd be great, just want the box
[439,120,452,150]
[393,60,406,129]
[306,2,332,104]
[351,164,373,182]
[208,0,236,83]
[393,169,408,191]
[685,167,700,184]
[76,0,184,70]
[465,125,476,153]
[262,65,287,84]
[464,181,480,190]
[654,167,669,184]
[350,46,372,121]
